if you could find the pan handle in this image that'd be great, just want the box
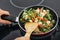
[1,15,18,23]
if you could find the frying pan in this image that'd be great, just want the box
[2,5,59,36]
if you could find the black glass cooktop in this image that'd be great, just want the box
[0,0,60,40]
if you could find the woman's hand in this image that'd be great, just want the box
[0,9,11,24]
[15,36,30,40]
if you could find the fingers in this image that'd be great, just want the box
[15,37,30,40]
[0,9,10,16]
[0,19,11,24]
[15,37,24,40]
[15,37,21,40]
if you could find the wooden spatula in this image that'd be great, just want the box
[24,22,38,38]
[15,22,38,40]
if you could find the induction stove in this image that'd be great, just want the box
[0,0,60,40]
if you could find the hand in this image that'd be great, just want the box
[0,9,11,24]
[15,36,30,40]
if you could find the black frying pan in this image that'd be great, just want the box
[2,5,59,36]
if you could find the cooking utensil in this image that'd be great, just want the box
[14,22,38,40]
[25,22,38,38]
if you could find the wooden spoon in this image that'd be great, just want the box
[24,22,38,38]
[15,22,38,40]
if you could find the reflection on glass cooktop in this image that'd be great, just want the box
[10,0,44,8]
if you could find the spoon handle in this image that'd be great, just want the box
[25,32,31,38]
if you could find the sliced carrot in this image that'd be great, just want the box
[38,24,43,27]
[32,18,35,22]
[45,23,52,28]
[38,17,44,21]
[44,18,48,21]
[45,25,49,28]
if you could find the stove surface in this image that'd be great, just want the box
[0,0,60,40]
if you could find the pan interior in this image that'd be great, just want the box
[19,6,57,34]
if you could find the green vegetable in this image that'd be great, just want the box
[47,14,51,20]
[20,8,55,33]
[44,10,51,20]
[27,8,35,18]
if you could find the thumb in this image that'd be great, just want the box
[0,19,11,24]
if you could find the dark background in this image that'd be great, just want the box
[0,0,60,40]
